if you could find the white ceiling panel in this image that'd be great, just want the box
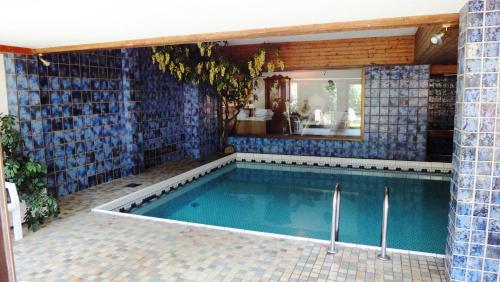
[0,0,465,49]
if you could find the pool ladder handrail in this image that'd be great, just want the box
[377,186,391,261]
[327,183,341,254]
[328,184,391,260]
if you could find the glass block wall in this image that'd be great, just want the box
[2,48,219,196]
[445,0,500,281]
[427,74,456,162]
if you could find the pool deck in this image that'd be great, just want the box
[13,156,446,281]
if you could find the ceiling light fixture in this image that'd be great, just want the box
[430,24,452,45]
[430,32,445,45]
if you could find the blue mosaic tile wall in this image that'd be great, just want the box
[228,65,430,161]
[5,51,128,195]
[183,85,219,159]
[446,1,500,281]
[3,48,219,196]
[122,48,186,171]
[4,54,46,165]
[198,93,219,157]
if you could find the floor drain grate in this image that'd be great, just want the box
[125,183,142,187]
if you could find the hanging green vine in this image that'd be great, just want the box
[151,42,285,147]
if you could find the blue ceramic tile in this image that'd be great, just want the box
[466,59,482,73]
[484,59,499,73]
[485,27,500,42]
[491,205,500,219]
[14,59,27,75]
[6,75,17,90]
[28,75,39,90]
[486,245,500,259]
[485,11,500,26]
[453,255,468,268]
[48,77,60,90]
[4,59,15,74]
[481,88,497,102]
[488,231,500,245]
[484,258,499,272]
[470,243,485,256]
[484,42,500,57]
[485,0,500,10]
[482,73,498,87]
[469,12,485,27]
[468,257,483,270]
[473,216,488,230]
[451,267,466,280]
[28,91,40,105]
[468,0,485,12]
[471,230,486,243]
[16,75,29,90]
[483,273,498,282]
[492,191,500,205]
[466,73,482,87]
[467,270,482,281]
[467,28,484,42]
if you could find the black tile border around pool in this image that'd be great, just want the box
[95,153,451,217]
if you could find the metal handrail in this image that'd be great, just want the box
[327,183,341,255]
[377,186,390,261]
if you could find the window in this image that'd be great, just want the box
[232,68,365,140]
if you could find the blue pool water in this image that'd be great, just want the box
[130,163,450,254]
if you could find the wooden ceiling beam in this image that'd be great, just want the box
[33,13,458,54]
[430,64,457,74]
[0,45,33,55]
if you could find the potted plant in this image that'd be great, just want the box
[1,114,59,231]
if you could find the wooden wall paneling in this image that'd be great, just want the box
[222,36,415,70]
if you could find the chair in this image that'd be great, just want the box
[5,182,22,240]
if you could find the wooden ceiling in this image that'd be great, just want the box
[414,25,459,64]
[222,36,416,70]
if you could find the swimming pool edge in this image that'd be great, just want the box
[92,207,445,259]
[92,153,450,259]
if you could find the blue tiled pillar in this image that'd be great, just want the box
[182,85,219,159]
[446,0,500,281]
[183,85,202,159]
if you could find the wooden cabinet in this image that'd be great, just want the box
[264,75,291,134]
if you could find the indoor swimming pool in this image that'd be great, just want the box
[124,162,450,254]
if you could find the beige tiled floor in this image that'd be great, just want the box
[13,157,446,281]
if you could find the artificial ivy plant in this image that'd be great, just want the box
[1,115,59,230]
[151,42,284,147]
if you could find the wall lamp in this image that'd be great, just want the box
[38,54,51,67]
[430,24,453,45]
